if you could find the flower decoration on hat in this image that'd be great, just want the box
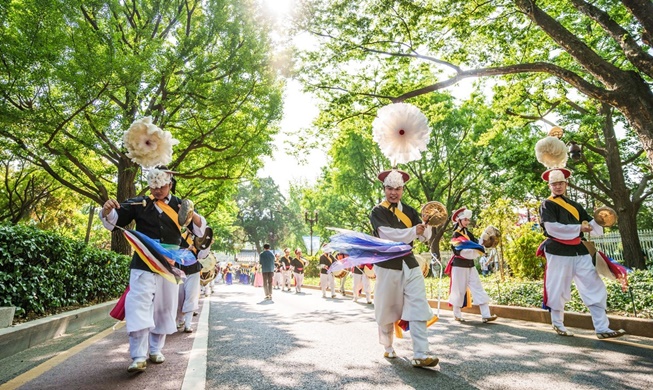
[535,126,571,182]
[372,103,430,166]
[123,117,179,168]
[378,169,410,187]
[147,168,174,189]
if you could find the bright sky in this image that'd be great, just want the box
[257,80,324,195]
[256,0,326,195]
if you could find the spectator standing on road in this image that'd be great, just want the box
[479,254,490,276]
[253,264,264,287]
[369,169,439,368]
[259,244,275,300]
[99,167,207,373]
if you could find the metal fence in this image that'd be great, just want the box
[592,230,653,264]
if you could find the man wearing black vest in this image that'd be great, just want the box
[539,168,625,339]
[100,167,207,373]
[318,245,337,298]
[369,169,439,368]
[279,248,293,292]
[290,249,306,293]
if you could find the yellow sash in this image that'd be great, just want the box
[381,201,413,228]
[548,196,580,221]
[149,195,195,253]
[150,195,182,231]
[454,228,470,240]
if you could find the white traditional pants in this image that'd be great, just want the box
[125,270,179,360]
[545,252,610,333]
[282,270,292,290]
[177,271,201,328]
[320,273,335,296]
[374,263,434,359]
[448,266,492,318]
[353,273,371,302]
[274,272,282,288]
[293,272,304,292]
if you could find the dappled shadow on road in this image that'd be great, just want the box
[432,317,653,389]
[205,289,477,390]
[205,287,653,390]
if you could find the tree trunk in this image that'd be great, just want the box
[110,157,139,255]
[600,104,646,269]
[427,226,447,278]
[616,205,645,269]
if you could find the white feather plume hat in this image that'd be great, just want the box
[123,117,179,168]
[535,131,572,182]
[378,169,410,187]
[372,103,430,166]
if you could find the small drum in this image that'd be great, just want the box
[333,269,349,279]
[363,265,376,280]
[199,253,217,286]
[481,225,501,248]
[200,268,216,286]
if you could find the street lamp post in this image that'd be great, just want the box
[305,210,318,256]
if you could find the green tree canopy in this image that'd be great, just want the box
[0,0,285,253]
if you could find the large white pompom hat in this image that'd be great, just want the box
[535,126,571,183]
[372,103,430,166]
[372,103,430,186]
[122,117,179,168]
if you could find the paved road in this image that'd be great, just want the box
[2,282,652,389]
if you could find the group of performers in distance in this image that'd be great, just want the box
[100,124,627,373]
[251,243,374,303]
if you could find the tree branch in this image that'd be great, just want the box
[570,0,653,79]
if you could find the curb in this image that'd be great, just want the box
[426,301,653,338]
[0,300,117,361]
[304,284,653,338]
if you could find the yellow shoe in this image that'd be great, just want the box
[553,325,574,337]
[383,350,397,359]
[596,329,626,340]
[412,356,439,368]
[482,314,498,323]
[149,353,166,363]
[127,360,147,373]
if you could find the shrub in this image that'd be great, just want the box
[503,223,546,280]
[0,224,130,321]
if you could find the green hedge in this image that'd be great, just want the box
[477,271,652,318]
[306,269,653,319]
[0,224,130,322]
